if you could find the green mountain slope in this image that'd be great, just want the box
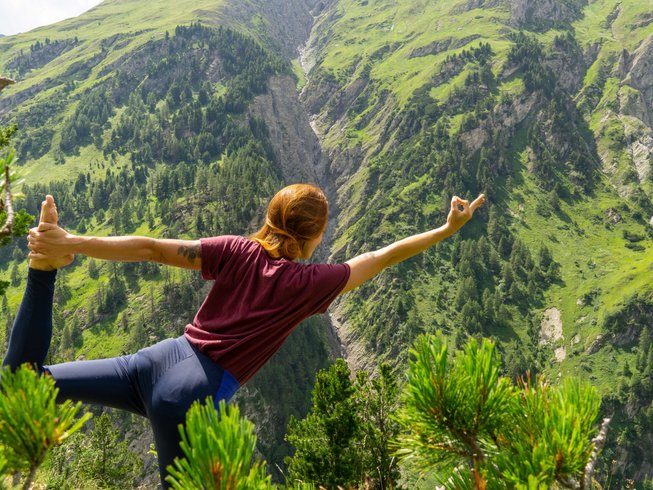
[1,0,652,486]
[300,0,653,484]
[0,0,332,483]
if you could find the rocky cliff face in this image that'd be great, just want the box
[248,75,324,184]
[509,0,587,29]
[584,30,653,228]
[619,35,653,188]
[624,35,653,125]
[219,0,322,58]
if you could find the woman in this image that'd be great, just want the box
[10,183,484,487]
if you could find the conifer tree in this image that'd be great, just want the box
[396,333,606,489]
[79,411,142,487]
[355,363,401,490]
[0,365,91,489]
[285,359,363,488]
[166,398,272,490]
[128,320,148,351]
[88,259,100,279]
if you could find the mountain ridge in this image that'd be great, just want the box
[1,0,652,485]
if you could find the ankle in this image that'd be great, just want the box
[28,259,55,272]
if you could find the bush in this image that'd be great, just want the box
[166,397,272,490]
[0,365,91,488]
[396,332,604,488]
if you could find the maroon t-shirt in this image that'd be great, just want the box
[184,235,351,385]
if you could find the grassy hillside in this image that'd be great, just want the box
[0,0,331,483]
[1,0,653,486]
[302,0,653,484]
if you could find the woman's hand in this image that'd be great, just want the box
[27,222,79,258]
[446,194,486,233]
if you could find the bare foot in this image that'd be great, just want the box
[28,195,74,271]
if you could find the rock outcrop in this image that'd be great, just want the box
[510,0,587,29]
[248,74,324,184]
[622,35,653,127]
[408,35,481,59]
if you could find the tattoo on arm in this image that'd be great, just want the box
[177,244,200,265]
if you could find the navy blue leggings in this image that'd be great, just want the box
[3,268,240,488]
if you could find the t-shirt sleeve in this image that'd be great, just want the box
[301,262,351,315]
[200,235,241,280]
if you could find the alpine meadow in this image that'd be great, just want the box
[0,0,652,488]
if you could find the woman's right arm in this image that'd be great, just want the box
[28,224,202,270]
[340,194,485,295]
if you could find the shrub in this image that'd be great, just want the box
[396,332,604,488]
[166,398,272,490]
[0,365,91,488]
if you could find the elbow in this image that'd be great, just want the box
[372,249,395,270]
[146,238,160,262]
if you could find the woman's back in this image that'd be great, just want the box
[184,234,350,385]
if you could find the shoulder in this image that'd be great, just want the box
[200,235,247,252]
[294,261,351,284]
[200,235,270,261]
[199,235,250,280]
[289,262,351,314]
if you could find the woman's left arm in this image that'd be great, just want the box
[28,223,202,270]
[340,194,485,294]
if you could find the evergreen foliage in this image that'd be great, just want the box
[102,24,286,166]
[0,124,38,292]
[0,125,32,253]
[60,89,112,154]
[396,333,603,488]
[285,359,401,489]
[0,365,91,489]
[285,359,363,488]
[78,412,142,487]
[354,363,402,490]
[166,397,272,490]
[42,410,142,489]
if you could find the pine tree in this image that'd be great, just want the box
[0,365,91,488]
[481,289,495,326]
[128,320,148,351]
[455,277,478,310]
[88,258,100,279]
[354,363,401,489]
[396,333,605,488]
[460,301,483,334]
[285,359,363,488]
[78,411,142,487]
[10,263,19,287]
[166,398,272,489]
[61,323,74,354]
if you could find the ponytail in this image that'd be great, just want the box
[249,184,328,260]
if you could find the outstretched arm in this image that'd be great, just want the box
[28,224,202,270]
[340,194,486,294]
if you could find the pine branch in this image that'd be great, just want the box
[0,154,14,239]
[581,417,611,490]
[0,76,17,239]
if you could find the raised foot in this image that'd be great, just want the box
[28,195,74,271]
